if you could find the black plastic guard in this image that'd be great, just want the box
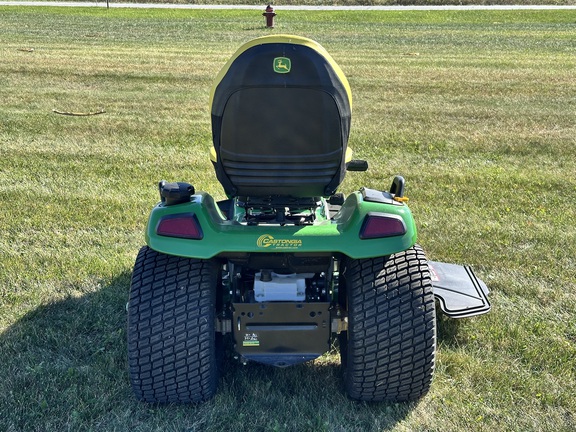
[429,261,491,319]
[232,302,331,367]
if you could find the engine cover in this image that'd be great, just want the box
[253,272,314,302]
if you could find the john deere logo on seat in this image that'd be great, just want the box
[273,57,291,74]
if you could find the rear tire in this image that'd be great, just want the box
[340,245,436,402]
[127,246,219,403]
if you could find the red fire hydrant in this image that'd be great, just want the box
[263,5,276,28]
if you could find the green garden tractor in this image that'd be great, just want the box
[127,35,490,404]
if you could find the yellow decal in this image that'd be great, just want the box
[257,234,302,249]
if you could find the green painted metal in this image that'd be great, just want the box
[145,191,417,260]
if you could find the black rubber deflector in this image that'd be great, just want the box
[429,261,491,319]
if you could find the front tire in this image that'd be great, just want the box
[340,245,436,402]
[127,246,219,403]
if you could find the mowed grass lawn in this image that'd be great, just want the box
[1,6,575,432]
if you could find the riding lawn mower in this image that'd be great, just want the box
[127,35,490,404]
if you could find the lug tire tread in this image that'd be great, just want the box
[342,245,436,402]
[127,246,218,403]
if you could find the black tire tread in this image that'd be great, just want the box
[127,246,218,403]
[342,245,436,402]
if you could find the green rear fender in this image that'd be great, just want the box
[145,191,417,260]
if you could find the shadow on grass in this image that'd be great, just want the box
[0,273,133,432]
[436,310,464,347]
[212,348,416,432]
[0,272,447,431]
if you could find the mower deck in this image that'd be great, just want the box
[429,261,491,318]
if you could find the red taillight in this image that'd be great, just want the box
[156,214,203,239]
[360,213,407,239]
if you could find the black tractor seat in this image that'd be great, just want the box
[210,35,353,200]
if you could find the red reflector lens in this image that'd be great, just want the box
[156,214,203,239]
[360,213,407,239]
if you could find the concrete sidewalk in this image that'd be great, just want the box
[1,1,576,10]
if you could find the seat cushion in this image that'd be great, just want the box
[219,87,342,197]
[211,36,351,198]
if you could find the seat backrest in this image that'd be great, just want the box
[210,35,352,198]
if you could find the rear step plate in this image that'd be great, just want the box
[429,261,491,319]
[232,302,331,367]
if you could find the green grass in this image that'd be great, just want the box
[12,0,576,6]
[1,6,575,432]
